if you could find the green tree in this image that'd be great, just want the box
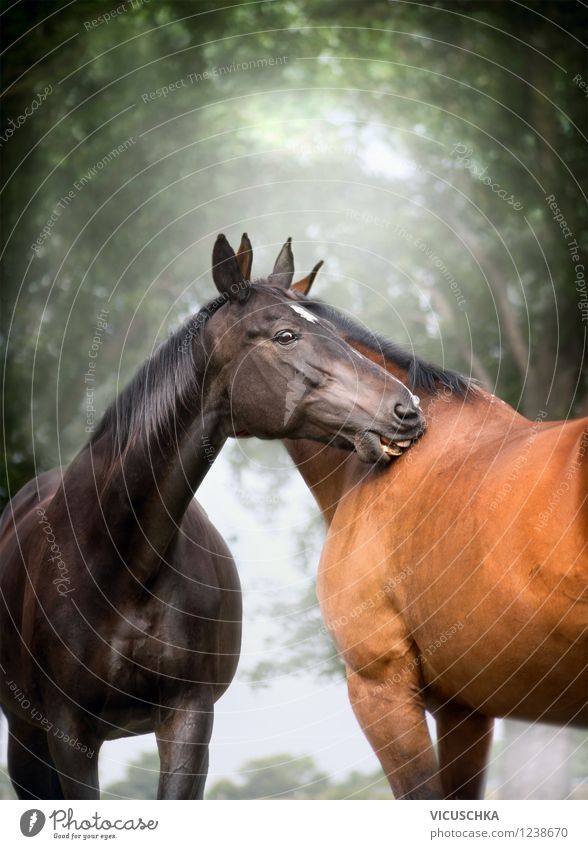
[207,753,330,799]
[102,751,160,800]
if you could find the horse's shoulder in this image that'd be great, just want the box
[177,498,237,573]
[182,498,224,543]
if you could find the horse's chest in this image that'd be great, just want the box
[317,536,412,675]
[104,593,221,682]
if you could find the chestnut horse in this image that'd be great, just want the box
[237,237,588,800]
[0,235,423,799]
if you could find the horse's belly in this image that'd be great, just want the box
[401,485,588,725]
[102,713,154,740]
[417,611,588,726]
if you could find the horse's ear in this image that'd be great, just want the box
[269,237,294,288]
[235,232,253,280]
[291,260,324,296]
[212,234,249,302]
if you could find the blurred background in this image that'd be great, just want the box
[1,0,587,798]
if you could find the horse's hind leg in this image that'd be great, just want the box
[155,689,214,799]
[6,713,64,799]
[435,702,494,799]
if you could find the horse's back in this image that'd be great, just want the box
[0,468,64,622]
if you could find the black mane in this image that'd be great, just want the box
[302,298,473,397]
[89,295,228,454]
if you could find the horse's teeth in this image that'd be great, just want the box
[383,444,402,456]
[380,436,410,456]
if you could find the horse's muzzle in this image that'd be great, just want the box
[354,418,425,464]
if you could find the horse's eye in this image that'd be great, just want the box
[274,330,298,346]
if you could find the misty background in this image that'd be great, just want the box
[1,0,587,798]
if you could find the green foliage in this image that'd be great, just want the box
[207,753,331,799]
[101,749,388,799]
[247,575,345,686]
[102,751,160,800]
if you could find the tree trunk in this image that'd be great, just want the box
[500,721,575,799]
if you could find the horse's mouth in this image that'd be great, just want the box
[353,430,421,464]
[379,435,413,457]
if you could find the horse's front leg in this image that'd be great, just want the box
[45,710,100,800]
[6,709,65,800]
[347,664,442,799]
[435,701,494,799]
[155,689,214,799]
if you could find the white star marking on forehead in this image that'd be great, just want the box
[290,304,320,324]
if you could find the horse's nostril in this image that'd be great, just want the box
[394,402,419,421]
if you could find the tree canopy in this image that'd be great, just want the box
[2,0,586,510]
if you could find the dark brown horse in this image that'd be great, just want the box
[0,234,423,800]
[237,237,588,800]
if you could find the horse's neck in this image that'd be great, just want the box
[63,406,225,582]
[285,385,525,526]
[67,410,225,583]
[284,439,353,525]
[60,319,227,583]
